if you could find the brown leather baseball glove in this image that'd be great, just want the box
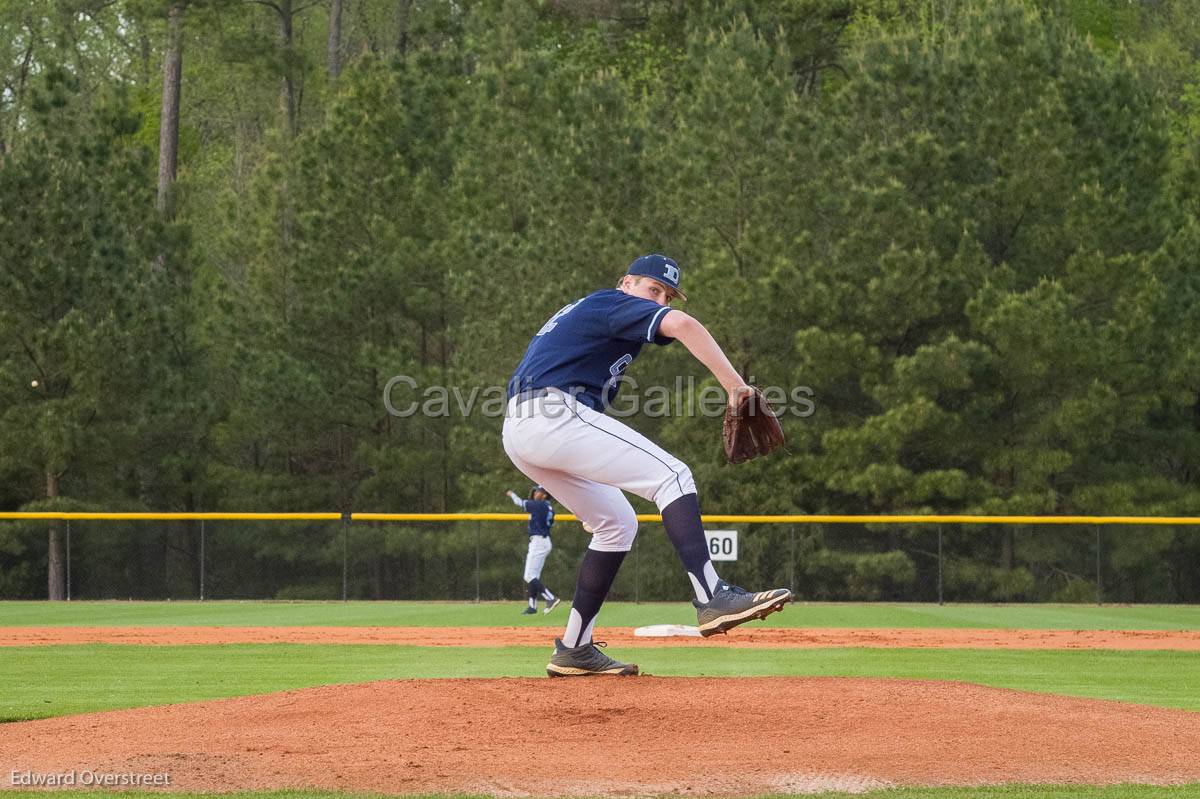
[723,386,785,464]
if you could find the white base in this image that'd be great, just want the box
[633,624,702,638]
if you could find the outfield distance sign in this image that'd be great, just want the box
[706,529,738,561]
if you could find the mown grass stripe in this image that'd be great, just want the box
[2,600,1199,630]
[1,644,1198,721]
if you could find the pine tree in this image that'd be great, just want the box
[0,69,177,598]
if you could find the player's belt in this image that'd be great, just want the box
[512,387,551,405]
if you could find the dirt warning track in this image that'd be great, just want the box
[3,625,1199,649]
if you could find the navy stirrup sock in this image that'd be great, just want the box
[661,493,720,602]
[561,548,627,647]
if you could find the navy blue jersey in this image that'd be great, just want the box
[522,499,555,536]
[507,289,675,411]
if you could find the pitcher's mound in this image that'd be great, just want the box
[4,677,1199,796]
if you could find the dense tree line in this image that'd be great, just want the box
[2,0,1199,602]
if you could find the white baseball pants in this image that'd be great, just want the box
[502,389,696,552]
[523,535,553,582]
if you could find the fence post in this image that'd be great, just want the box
[789,525,796,594]
[66,519,71,602]
[341,517,349,602]
[199,520,206,601]
[475,525,481,603]
[937,526,944,606]
[635,533,640,605]
[1095,527,1102,606]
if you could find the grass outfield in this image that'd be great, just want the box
[2,600,1199,629]
[5,788,1200,799]
[2,643,1198,721]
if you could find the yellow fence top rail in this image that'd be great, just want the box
[0,512,345,521]
[2,512,1200,525]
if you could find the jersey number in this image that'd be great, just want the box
[537,301,580,336]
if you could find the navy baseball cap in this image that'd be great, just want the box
[626,254,687,301]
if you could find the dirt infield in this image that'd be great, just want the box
[4,677,1200,795]
[5,625,1200,649]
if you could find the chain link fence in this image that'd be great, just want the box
[4,514,1200,603]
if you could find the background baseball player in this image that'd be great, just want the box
[505,485,561,615]
[502,254,792,677]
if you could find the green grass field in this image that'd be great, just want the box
[2,601,1199,722]
[3,644,1198,721]
[3,601,1199,799]
[3,599,1199,629]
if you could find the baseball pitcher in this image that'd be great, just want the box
[502,254,792,677]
